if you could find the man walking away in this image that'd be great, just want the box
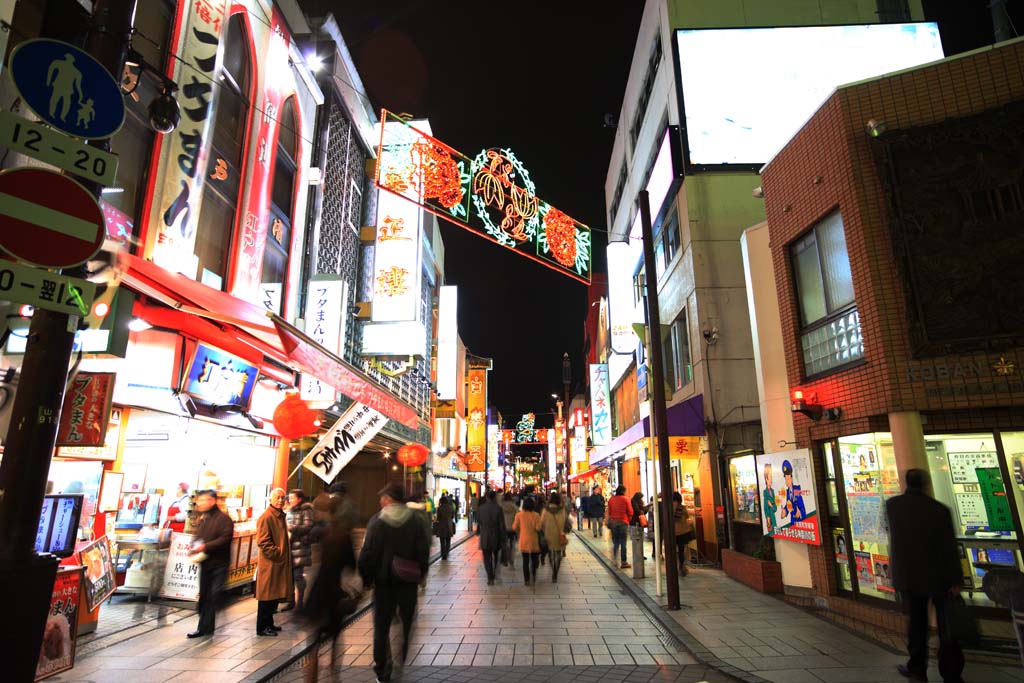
[435,495,456,560]
[476,490,506,585]
[328,481,359,531]
[886,469,965,683]
[283,490,314,612]
[359,484,429,683]
[186,490,233,638]
[468,493,480,534]
[588,486,606,538]
[500,492,518,568]
[606,485,633,569]
[578,493,589,531]
[539,492,568,582]
[255,488,292,636]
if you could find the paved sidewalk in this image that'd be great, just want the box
[575,529,1024,683]
[276,534,727,683]
[54,530,472,683]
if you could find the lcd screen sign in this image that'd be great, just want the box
[674,22,943,168]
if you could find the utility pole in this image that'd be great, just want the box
[560,351,571,493]
[638,190,680,610]
[0,1,137,677]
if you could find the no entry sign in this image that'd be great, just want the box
[0,167,105,268]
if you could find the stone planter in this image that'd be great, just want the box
[722,548,784,593]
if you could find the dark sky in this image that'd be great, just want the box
[329,0,644,425]
[322,0,1020,425]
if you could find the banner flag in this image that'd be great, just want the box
[301,402,385,484]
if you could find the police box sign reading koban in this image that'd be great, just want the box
[755,449,821,545]
[301,401,386,484]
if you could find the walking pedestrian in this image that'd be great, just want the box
[630,491,648,560]
[606,485,633,569]
[539,492,568,582]
[282,489,314,612]
[301,493,358,683]
[579,492,589,530]
[513,498,542,586]
[358,483,430,683]
[328,481,359,531]
[885,469,965,683]
[500,492,518,567]
[468,493,480,534]
[255,488,292,636]
[476,490,506,584]
[588,486,606,538]
[186,489,233,638]
[672,492,693,575]
[434,494,456,560]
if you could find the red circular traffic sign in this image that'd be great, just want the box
[0,167,104,268]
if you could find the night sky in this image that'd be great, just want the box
[318,0,1020,425]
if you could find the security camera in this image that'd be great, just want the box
[752,186,764,199]
[149,88,181,134]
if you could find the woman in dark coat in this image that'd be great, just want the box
[435,495,456,560]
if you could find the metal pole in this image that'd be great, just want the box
[645,325,663,597]
[638,190,680,610]
[0,1,138,676]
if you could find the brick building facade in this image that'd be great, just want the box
[760,37,1024,622]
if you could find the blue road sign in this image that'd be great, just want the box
[9,38,125,140]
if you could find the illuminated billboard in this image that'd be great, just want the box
[436,286,458,400]
[466,368,487,472]
[376,109,592,284]
[674,22,943,169]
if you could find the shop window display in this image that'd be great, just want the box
[837,433,900,601]
[728,455,760,524]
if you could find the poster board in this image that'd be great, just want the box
[159,532,200,601]
[35,567,81,680]
[77,535,115,611]
[755,449,821,545]
[98,471,123,513]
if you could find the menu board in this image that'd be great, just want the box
[35,495,84,558]
[954,493,989,529]
[948,452,999,484]
[78,536,116,611]
[160,532,201,601]
[35,567,81,680]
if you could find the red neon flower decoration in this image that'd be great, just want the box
[543,208,577,267]
[412,140,464,209]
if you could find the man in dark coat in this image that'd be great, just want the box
[187,490,234,638]
[282,489,314,612]
[255,488,293,636]
[435,495,456,560]
[476,489,506,584]
[885,468,965,683]
[588,486,606,538]
[358,483,429,683]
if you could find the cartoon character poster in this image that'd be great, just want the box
[755,449,821,545]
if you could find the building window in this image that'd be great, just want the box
[630,33,662,149]
[669,309,692,390]
[195,12,251,289]
[728,455,760,524]
[103,0,174,244]
[261,98,298,311]
[655,209,679,277]
[609,165,627,227]
[791,211,861,376]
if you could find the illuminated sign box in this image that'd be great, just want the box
[436,286,458,400]
[376,110,592,284]
[182,342,259,409]
[361,321,427,358]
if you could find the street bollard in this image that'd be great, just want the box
[631,525,645,578]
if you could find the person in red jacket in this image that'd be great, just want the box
[606,485,633,569]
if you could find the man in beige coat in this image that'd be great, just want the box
[255,488,292,636]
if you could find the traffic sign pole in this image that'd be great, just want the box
[0,2,137,679]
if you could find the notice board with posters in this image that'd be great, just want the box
[755,449,821,545]
[35,566,81,680]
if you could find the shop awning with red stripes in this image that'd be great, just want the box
[568,467,600,482]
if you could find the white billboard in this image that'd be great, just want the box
[300,278,347,404]
[607,240,642,356]
[589,364,612,446]
[361,321,427,358]
[371,187,423,322]
[675,22,943,166]
[436,286,458,400]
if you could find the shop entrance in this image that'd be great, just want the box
[820,430,1024,609]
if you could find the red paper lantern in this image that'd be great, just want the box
[272,394,320,439]
[396,443,429,467]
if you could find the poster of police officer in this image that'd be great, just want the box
[755,449,821,545]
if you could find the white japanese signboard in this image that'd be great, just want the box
[160,532,200,601]
[301,401,386,484]
[436,286,458,400]
[371,185,422,322]
[300,278,346,404]
[589,363,611,446]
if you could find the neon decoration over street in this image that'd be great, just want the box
[516,413,537,443]
[376,109,592,284]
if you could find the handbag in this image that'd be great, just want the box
[390,555,422,583]
[559,532,569,546]
[638,513,648,528]
[563,516,572,533]
[945,595,980,646]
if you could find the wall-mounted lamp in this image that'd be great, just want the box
[790,389,841,422]
[866,118,887,138]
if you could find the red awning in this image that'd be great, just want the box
[568,467,600,482]
[122,253,420,430]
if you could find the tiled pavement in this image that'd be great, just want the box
[574,528,1024,683]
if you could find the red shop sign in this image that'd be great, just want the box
[35,566,82,680]
[56,372,116,447]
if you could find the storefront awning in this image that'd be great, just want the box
[122,253,420,430]
[568,467,600,482]
[589,394,704,466]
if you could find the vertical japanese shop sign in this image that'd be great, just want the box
[148,0,227,275]
[300,278,346,403]
[372,187,423,322]
[436,286,458,399]
[35,568,81,680]
[466,368,487,471]
[56,372,115,447]
[233,7,295,297]
[589,363,611,446]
